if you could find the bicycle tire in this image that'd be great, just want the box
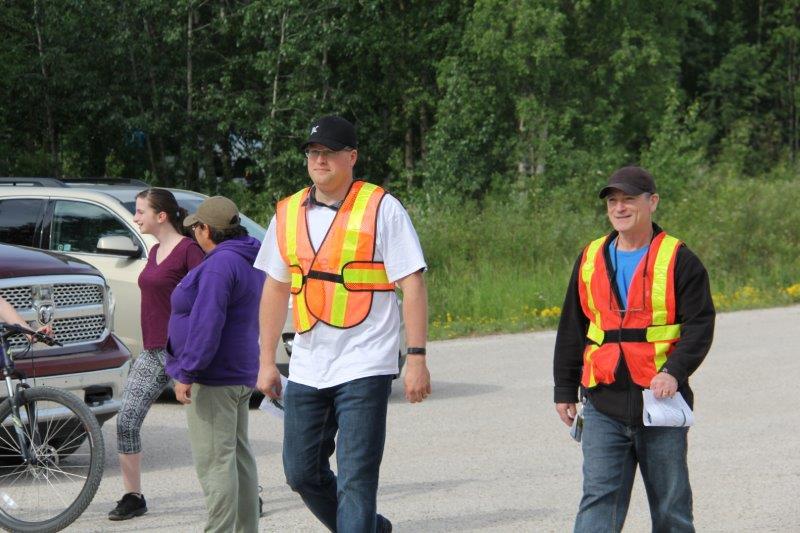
[0,386,104,533]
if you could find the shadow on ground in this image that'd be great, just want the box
[390,380,502,403]
[398,507,555,532]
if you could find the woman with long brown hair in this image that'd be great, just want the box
[109,188,204,521]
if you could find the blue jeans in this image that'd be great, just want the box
[575,399,694,533]
[283,375,393,533]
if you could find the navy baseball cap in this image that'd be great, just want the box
[301,115,358,151]
[599,166,657,198]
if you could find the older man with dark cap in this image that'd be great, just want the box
[553,166,715,532]
[254,115,430,532]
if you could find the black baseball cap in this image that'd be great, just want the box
[301,115,358,151]
[599,166,657,198]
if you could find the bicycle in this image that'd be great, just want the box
[0,323,104,532]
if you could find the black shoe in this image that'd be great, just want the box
[378,514,392,532]
[108,493,147,521]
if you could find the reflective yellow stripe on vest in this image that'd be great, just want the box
[586,322,605,345]
[328,183,380,326]
[290,270,304,293]
[342,266,392,287]
[582,236,606,343]
[646,324,681,342]
[650,235,681,370]
[283,190,305,266]
[650,235,681,325]
[584,344,599,388]
[284,189,310,331]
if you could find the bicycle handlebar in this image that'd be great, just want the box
[0,323,63,347]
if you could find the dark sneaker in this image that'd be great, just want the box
[108,493,147,521]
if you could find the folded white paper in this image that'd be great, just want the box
[642,389,694,427]
[258,375,288,419]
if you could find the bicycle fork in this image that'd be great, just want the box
[4,375,34,464]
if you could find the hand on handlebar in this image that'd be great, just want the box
[0,322,61,346]
[30,324,54,343]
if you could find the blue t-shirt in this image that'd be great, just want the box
[609,240,649,310]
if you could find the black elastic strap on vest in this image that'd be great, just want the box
[593,328,648,345]
[306,270,344,284]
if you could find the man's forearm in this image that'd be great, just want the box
[397,271,427,348]
[259,276,291,367]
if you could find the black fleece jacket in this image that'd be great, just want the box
[553,224,716,425]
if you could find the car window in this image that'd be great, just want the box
[50,200,136,253]
[0,198,45,246]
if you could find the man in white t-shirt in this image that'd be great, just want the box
[255,115,430,532]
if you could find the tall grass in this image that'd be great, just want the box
[411,172,800,339]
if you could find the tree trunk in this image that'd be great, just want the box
[419,105,428,160]
[535,123,548,176]
[790,6,799,163]
[203,138,217,194]
[517,116,528,177]
[32,0,59,177]
[267,10,287,158]
[185,4,196,189]
[142,16,169,185]
[321,24,330,103]
[405,126,414,190]
[381,107,391,188]
[271,11,286,121]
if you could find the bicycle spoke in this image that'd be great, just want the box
[0,464,30,486]
[42,471,71,510]
[0,429,22,453]
[51,428,87,454]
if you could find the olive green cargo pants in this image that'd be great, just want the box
[186,384,259,533]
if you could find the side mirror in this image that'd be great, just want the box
[96,235,141,258]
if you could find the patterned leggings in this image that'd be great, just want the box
[116,348,171,454]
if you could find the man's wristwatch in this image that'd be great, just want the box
[407,347,426,356]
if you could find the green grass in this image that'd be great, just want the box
[411,173,800,340]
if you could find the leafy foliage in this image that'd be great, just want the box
[1,0,799,337]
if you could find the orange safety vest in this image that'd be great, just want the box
[577,231,683,389]
[276,181,395,333]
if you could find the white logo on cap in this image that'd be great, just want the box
[311,126,319,134]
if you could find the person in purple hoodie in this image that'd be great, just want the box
[165,196,265,533]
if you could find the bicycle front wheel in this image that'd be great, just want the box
[0,386,104,532]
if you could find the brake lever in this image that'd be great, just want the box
[1,323,62,347]
[32,332,62,347]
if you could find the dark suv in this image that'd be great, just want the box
[0,243,130,425]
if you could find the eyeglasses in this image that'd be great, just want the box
[304,148,353,160]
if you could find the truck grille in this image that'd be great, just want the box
[52,315,106,343]
[0,286,32,309]
[1,276,109,354]
[53,284,103,306]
